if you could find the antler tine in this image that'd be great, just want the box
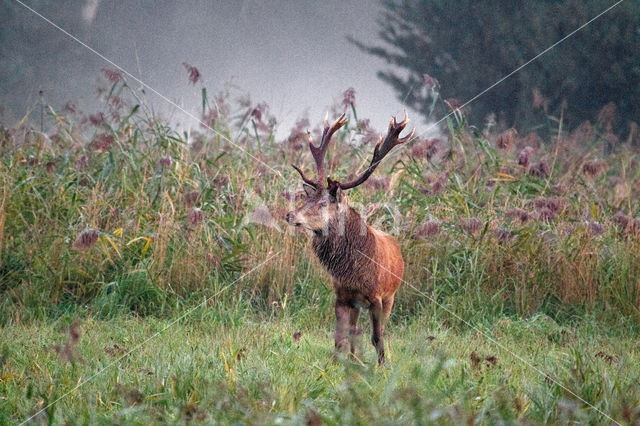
[291,113,348,187]
[292,164,319,187]
[309,113,348,182]
[335,113,414,190]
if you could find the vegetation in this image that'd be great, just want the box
[2,68,640,423]
[352,0,640,129]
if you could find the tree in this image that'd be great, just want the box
[352,0,640,129]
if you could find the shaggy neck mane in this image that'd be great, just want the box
[311,206,375,281]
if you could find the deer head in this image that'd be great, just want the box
[285,112,414,233]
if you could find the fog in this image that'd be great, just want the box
[2,0,418,136]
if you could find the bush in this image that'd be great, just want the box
[352,0,640,130]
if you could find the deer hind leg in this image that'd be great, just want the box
[334,301,351,355]
[348,306,361,358]
[369,298,386,365]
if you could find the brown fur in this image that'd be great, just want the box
[286,113,411,364]
[287,191,403,364]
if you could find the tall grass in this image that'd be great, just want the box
[1,68,639,331]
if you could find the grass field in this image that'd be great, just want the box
[4,303,640,424]
[2,70,640,423]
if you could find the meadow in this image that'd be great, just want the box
[1,69,640,424]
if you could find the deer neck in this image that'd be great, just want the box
[311,206,375,279]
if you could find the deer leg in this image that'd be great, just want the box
[348,306,360,358]
[369,299,385,365]
[334,301,351,355]
[382,294,395,322]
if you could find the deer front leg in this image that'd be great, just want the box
[334,301,351,356]
[348,306,361,358]
[370,299,386,365]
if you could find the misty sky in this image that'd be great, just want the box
[3,0,420,136]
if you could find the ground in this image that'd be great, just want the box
[2,303,638,424]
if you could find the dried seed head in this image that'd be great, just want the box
[342,87,356,108]
[517,146,534,167]
[182,62,201,85]
[612,212,630,228]
[459,218,483,236]
[183,190,201,207]
[533,197,567,214]
[496,128,517,150]
[529,159,550,177]
[537,207,556,222]
[101,68,123,83]
[365,176,389,191]
[532,88,546,109]
[586,221,605,236]
[505,208,532,224]
[582,160,606,177]
[495,228,514,242]
[415,221,441,239]
[187,207,204,227]
[159,156,173,168]
[73,228,100,251]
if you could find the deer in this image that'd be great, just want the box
[285,112,414,365]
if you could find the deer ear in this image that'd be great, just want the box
[303,183,316,197]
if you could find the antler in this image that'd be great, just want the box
[332,112,414,190]
[292,113,348,187]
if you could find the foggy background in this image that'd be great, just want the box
[1,0,414,135]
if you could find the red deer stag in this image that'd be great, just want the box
[285,113,413,364]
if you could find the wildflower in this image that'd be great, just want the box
[201,108,218,127]
[505,208,531,224]
[342,87,356,109]
[529,159,550,177]
[75,155,89,170]
[597,102,616,132]
[91,133,114,152]
[89,112,105,126]
[365,176,389,191]
[582,159,606,177]
[517,146,534,167]
[101,68,123,83]
[459,218,483,236]
[532,88,546,109]
[288,117,310,150]
[187,207,204,227]
[159,156,173,168]
[496,128,517,150]
[495,228,514,242]
[213,174,229,188]
[537,207,556,222]
[570,121,594,145]
[612,212,630,228]
[182,62,202,85]
[533,197,567,214]
[411,139,440,160]
[183,190,201,207]
[415,221,441,239]
[44,161,56,174]
[586,221,605,236]
[551,184,568,195]
[293,331,302,341]
[73,228,100,251]
[63,102,77,114]
[444,98,462,111]
[423,73,438,89]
